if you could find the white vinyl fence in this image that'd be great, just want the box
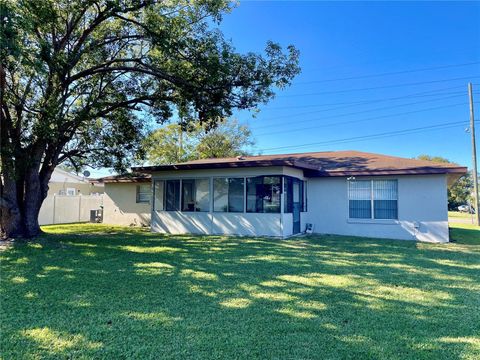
[38,194,104,225]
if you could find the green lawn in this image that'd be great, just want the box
[450,222,480,245]
[1,224,479,359]
[449,211,473,219]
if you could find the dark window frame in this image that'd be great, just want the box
[156,179,210,212]
[136,184,151,204]
[165,180,181,211]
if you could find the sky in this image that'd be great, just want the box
[89,1,480,177]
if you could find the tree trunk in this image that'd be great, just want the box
[1,181,46,240]
[0,154,51,240]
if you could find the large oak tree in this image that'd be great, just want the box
[0,0,300,239]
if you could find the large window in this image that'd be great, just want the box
[154,179,209,212]
[247,176,281,213]
[348,180,398,220]
[213,178,244,212]
[136,184,151,203]
[181,179,210,212]
[195,179,210,212]
[165,180,180,211]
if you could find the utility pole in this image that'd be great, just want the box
[468,83,480,225]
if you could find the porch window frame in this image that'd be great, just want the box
[213,176,246,213]
[154,178,210,212]
[152,174,306,215]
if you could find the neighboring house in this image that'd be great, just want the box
[38,168,104,225]
[100,173,152,226]
[104,150,466,243]
[48,168,104,195]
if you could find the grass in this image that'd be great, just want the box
[1,224,479,359]
[449,211,474,219]
[450,222,480,245]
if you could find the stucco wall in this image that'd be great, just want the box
[103,183,151,226]
[304,175,449,243]
[48,182,104,196]
[152,212,283,237]
[144,167,450,242]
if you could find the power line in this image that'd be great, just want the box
[277,76,480,98]
[254,102,469,136]
[253,93,465,125]
[259,120,469,152]
[294,61,480,85]
[263,87,466,111]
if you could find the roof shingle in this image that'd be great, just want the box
[132,150,467,177]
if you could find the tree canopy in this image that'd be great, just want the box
[142,119,254,164]
[0,0,300,238]
[416,155,473,210]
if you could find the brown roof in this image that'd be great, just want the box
[132,150,467,177]
[98,173,151,183]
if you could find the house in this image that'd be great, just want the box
[101,173,152,226]
[103,150,467,243]
[38,168,104,225]
[48,168,104,195]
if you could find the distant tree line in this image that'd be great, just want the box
[417,155,474,210]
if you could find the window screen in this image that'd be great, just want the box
[213,178,244,212]
[154,180,164,211]
[136,184,151,203]
[165,180,180,211]
[373,180,398,219]
[246,176,281,213]
[195,179,210,212]
[348,180,398,220]
[348,180,372,219]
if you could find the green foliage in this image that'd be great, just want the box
[416,155,473,210]
[416,154,451,163]
[449,172,474,210]
[142,123,194,164]
[0,0,299,171]
[143,119,255,164]
[0,0,300,236]
[1,223,479,359]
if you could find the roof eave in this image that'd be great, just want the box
[132,160,320,172]
[304,167,468,177]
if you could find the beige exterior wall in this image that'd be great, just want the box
[48,182,104,196]
[103,183,151,226]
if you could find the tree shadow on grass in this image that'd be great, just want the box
[1,225,479,359]
[450,226,480,245]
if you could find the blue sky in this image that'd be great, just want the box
[220,1,480,164]
[90,1,480,177]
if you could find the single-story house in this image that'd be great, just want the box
[103,150,467,243]
[101,173,152,227]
